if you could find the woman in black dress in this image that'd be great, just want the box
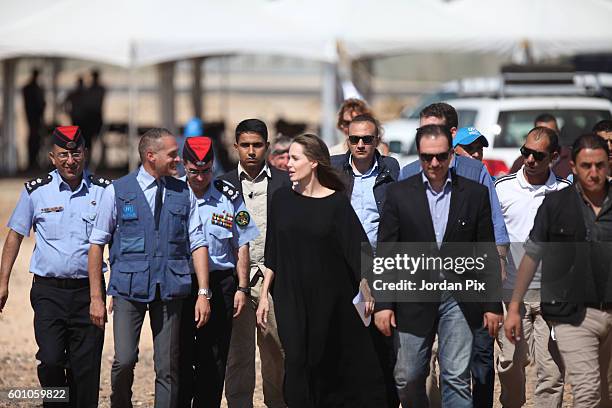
[256,134,387,407]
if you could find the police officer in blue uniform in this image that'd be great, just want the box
[88,128,210,408]
[178,136,259,408]
[0,126,110,407]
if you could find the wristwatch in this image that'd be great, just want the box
[498,254,508,265]
[197,288,212,299]
[237,286,251,295]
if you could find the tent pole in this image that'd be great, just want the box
[128,44,139,171]
[192,57,205,119]
[49,57,63,125]
[158,61,176,134]
[320,61,338,146]
[2,58,18,175]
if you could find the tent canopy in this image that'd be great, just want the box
[0,0,338,66]
[2,0,612,67]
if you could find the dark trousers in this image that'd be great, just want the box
[471,326,495,408]
[178,270,237,408]
[370,325,400,408]
[30,279,104,408]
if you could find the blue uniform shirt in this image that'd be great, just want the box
[89,166,207,252]
[7,170,110,279]
[193,179,260,271]
[349,156,380,250]
[400,155,510,245]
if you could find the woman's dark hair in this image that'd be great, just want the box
[291,134,345,192]
[571,132,610,161]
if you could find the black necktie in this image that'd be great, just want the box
[154,179,163,230]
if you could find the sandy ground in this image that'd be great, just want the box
[0,177,572,407]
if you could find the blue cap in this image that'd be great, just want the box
[184,117,203,137]
[453,127,489,148]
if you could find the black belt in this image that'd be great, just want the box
[585,302,612,311]
[249,269,264,287]
[33,275,90,289]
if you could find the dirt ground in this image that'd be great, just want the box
[0,177,572,407]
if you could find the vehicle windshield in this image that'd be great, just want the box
[496,109,612,147]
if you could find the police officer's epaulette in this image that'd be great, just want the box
[88,174,112,188]
[24,174,53,194]
[214,179,240,202]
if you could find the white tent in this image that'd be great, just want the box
[3,0,612,67]
[341,0,612,60]
[0,0,338,66]
[443,0,612,61]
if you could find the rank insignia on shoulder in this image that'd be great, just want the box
[235,210,250,227]
[25,174,53,194]
[89,174,112,187]
[214,179,240,202]
[212,211,234,229]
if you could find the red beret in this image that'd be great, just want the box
[183,136,214,166]
[52,126,83,149]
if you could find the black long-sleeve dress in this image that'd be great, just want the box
[265,187,387,407]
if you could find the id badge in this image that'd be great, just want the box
[122,203,138,220]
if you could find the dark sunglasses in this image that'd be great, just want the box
[419,151,451,162]
[520,145,547,161]
[348,135,375,145]
[187,167,212,176]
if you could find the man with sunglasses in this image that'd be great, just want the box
[178,136,259,407]
[331,113,400,407]
[0,126,110,406]
[375,124,503,407]
[331,113,399,250]
[494,127,569,408]
[401,104,509,408]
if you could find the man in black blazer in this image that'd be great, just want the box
[221,119,291,408]
[374,124,503,408]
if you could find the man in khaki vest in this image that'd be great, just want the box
[222,119,291,408]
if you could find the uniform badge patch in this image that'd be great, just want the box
[235,210,250,227]
[122,204,138,220]
[212,211,233,229]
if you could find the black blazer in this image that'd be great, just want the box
[376,171,503,336]
[219,165,292,218]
